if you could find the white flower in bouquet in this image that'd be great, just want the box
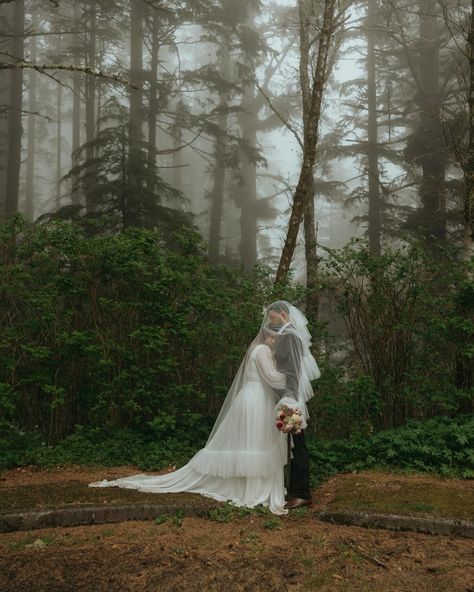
[275,397,307,434]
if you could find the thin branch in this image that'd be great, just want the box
[155,128,203,154]
[256,83,304,151]
[20,108,55,122]
[340,538,389,570]
[0,53,140,89]
[0,0,58,4]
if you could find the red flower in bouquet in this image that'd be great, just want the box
[275,404,303,435]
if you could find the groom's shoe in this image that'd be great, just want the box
[284,497,312,509]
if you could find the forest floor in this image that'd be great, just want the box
[0,466,473,591]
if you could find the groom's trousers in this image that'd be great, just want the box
[289,431,311,500]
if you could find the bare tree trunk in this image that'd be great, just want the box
[239,97,258,271]
[0,66,8,217]
[367,0,381,256]
[125,0,145,228]
[208,108,228,263]
[275,0,337,285]
[96,40,104,134]
[5,0,25,218]
[208,46,230,264]
[84,3,96,213]
[172,123,183,192]
[418,0,446,247]
[148,8,159,190]
[130,0,144,148]
[235,6,258,271]
[238,84,258,270]
[71,2,82,205]
[24,10,37,221]
[56,34,62,206]
[465,0,474,260]
[300,0,319,315]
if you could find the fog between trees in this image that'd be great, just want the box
[2,0,473,279]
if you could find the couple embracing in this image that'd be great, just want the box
[90,300,321,515]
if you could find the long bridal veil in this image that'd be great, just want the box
[208,300,320,439]
[89,301,319,515]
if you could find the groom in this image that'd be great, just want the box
[266,302,312,509]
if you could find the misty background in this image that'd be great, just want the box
[3,0,469,270]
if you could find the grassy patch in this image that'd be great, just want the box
[326,472,473,520]
[262,517,281,530]
[154,509,184,527]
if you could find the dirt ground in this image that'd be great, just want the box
[1,464,472,519]
[0,466,473,592]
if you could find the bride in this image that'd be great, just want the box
[89,303,318,515]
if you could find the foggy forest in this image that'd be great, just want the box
[0,1,473,589]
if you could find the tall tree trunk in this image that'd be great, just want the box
[71,2,82,205]
[238,85,258,270]
[300,0,319,316]
[56,35,62,206]
[367,0,381,256]
[129,0,144,147]
[236,6,258,271]
[84,3,96,213]
[418,0,446,247]
[172,123,183,192]
[276,0,337,285]
[465,0,474,260]
[0,55,9,216]
[239,99,258,270]
[126,0,145,228]
[24,11,37,221]
[5,0,25,218]
[208,45,230,264]
[96,40,103,134]
[148,9,159,190]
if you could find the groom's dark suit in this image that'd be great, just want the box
[272,326,311,501]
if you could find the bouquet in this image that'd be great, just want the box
[275,399,305,435]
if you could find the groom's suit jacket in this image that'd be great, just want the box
[272,323,303,401]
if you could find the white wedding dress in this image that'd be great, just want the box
[89,344,289,515]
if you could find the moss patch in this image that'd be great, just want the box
[0,481,216,514]
[321,470,474,521]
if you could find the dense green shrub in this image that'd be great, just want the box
[307,414,474,485]
[0,424,206,470]
[1,217,473,473]
[318,240,474,433]
[0,216,300,444]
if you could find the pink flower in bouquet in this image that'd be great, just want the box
[275,403,304,435]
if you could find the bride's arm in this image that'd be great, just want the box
[254,345,286,389]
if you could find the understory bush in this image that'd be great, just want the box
[0,216,300,444]
[1,217,472,466]
[307,414,474,485]
[317,240,474,434]
[1,416,472,483]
